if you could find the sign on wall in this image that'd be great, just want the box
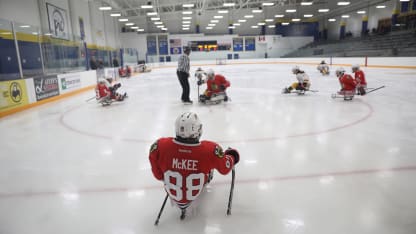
[46,3,70,40]
[158,36,168,55]
[233,38,243,51]
[147,36,157,55]
[34,75,60,101]
[0,80,29,112]
[169,39,182,54]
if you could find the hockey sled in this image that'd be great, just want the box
[282,88,318,95]
[292,89,318,95]
[331,90,355,101]
[199,92,229,105]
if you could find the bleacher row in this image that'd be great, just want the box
[283,30,416,57]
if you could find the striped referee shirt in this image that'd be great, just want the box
[177,53,190,74]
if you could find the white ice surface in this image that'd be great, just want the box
[1,60,416,234]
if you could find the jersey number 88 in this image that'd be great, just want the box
[164,170,205,201]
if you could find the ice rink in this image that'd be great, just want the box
[1,59,416,234]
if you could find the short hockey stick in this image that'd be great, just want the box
[227,168,236,216]
[154,193,169,226]
[366,85,385,94]
[85,96,96,102]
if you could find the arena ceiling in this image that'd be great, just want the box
[95,0,393,33]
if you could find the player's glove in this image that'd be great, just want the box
[225,148,240,165]
[197,80,204,86]
[220,84,226,91]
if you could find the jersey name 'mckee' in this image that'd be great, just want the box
[172,158,199,171]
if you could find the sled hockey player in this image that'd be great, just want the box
[198,69,230,104]
[138,63,152,73]
[149,112,239,221]
[352,64,367,95]
[95,78,126,105]
[282,66,311,94]
[334,67,356,100]
[118,65,132,78]
[317,60,330,75]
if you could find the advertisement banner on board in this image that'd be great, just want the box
[59,73,81,93]
[34,75,59,101]
[0,80,29,112]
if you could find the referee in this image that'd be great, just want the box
[177,47,192,104]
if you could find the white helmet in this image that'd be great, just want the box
[175,112,202,141]
[292,66,300,73]
[336,67,345,77]
[98,78,110,87]
[352,64,360,70]
[207,68,215,78]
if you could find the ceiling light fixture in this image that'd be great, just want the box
[218,10,229,14]
[99,6,112,11]
[275,14,284,18]
[262,3,274,6]
[223,3,235,7]
[301,2,313,5]
[318,9,330,12]
[183,3,194,7]
[110,13,121,17]
[286,9,296,13]
[337,1,350,5]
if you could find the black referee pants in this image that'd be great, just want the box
[177,70,191,102]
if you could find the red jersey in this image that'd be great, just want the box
[149,137,235,205]
[354,70,367,86]
[96,83,110,98]
[339,74,356,91]
[206,74,230,97]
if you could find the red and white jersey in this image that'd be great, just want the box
[96,83,110,98]
[206,74,230,97]
[354,70,367,86]
[149,137,235,205]
[339,74,356,91]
